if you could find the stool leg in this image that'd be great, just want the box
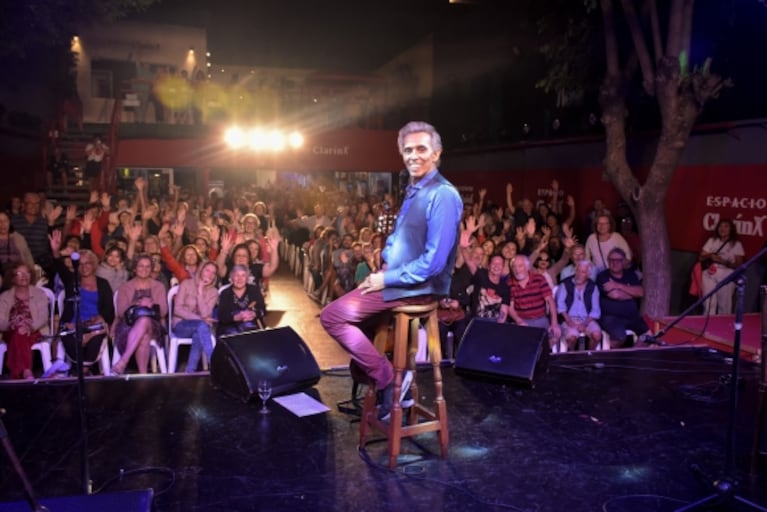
[426,310,449,458]
[405,317,420,425]
[359,387,377,449]
[387,313,411,467]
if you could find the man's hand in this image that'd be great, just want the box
[359,272,385,294]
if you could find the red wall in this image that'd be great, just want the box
[443,164,767,257]
[114,128,403,172]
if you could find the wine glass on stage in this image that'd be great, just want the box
[258,380,272,414]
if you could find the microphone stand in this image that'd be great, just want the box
[656,245,767,512]
[751,285,767,474]
[70,254,92,495]
[0,409,50,512]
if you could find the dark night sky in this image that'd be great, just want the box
[128,0,478,72]
[126,0,767,127]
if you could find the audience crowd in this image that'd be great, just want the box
[0,171,744,379]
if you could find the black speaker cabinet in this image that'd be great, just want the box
[455,320,549,387]
[1,489,153,512]
[210,326,321,402]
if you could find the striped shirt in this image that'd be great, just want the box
[10,214,50,263]
[508,273,552,320]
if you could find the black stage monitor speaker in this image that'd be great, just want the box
[210,326,321,402]
[1,489,153,512]
[455,320,549,387]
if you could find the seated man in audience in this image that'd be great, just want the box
[507,255,561,349]
[556,260,602,351]
[596,247,650,348]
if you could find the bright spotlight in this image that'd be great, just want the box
[247,129,268,150]
[288,131,304,149]
[224,127,246,149]
[268,130,286,151]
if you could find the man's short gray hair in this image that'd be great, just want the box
[397,121,443,154]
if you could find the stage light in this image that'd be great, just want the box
[247,129,268,151]
[268,130,286,151]
[224,127,246,149]
[288,131,304,149]
[227,126,303,152]
[206,51,211,57]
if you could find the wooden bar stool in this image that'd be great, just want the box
[360,301,449,468]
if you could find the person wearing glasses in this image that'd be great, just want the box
[0,262,50,379]
[596,247,649,348]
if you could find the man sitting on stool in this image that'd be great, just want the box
[320,121,463,421]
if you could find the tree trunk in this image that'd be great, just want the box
[635,185,671,320]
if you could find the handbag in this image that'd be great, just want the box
[701,240,727,271]
[124,305,159,326]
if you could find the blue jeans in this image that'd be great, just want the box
[173,320,214,372]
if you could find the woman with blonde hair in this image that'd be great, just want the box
[172,261,219,372]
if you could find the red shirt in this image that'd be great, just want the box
[508,273,551,319]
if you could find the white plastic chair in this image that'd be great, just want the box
[111,291,167,374]
[0,338,6,375]
[166,285,217,373]
[56,290,111,376]
[30,287,59,373]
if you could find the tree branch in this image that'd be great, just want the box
[600,0,621,78]
[645,0,663,61]
[666,0,685,57]
[621,0,655,95]
[680,0,695,64]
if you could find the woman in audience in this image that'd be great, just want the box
[498,240,518,277]
[96,245,129,294]
[584,213,632,273]
[161,243,203,284]
[532,249,556,292]
[354,243,377,285]
[0,262,49,379]
[218,264,266,335]
[171,261,219,372]
[700,218,745,314]
[57,249,114,375]
[112,254,168,375]
[0,212,35,279]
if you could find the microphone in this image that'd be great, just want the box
[59,323,104,337]
[639,333,666,346]
[70,251,81,272]
[399,168,410,199]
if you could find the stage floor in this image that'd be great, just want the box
[1,347,766,512]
